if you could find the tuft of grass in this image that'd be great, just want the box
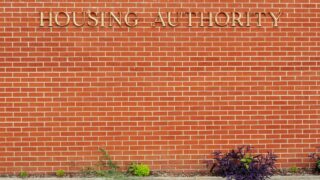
[18,171,28,178]
[288,166,299,173]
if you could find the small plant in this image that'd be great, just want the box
[81,148,124,178]
[309,150,320,173]
[288,166,299,173]
[55,169,65,177]
[18,171,28,178]
[97,148,119,175]
[128,162,150,176]
[207,146,277,180]
[241,154,254,170]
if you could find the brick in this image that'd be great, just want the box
[0,0,319,174]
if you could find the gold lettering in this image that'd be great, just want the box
[124,12,138,27]
[55,12,70,27]
[153,11,166,27]
[40,12,53,27]
[168,12,178,27]
[186,12,196,27]
[214,12,230,27]
[269,11,282,27]
[101,12,105,27]
[88,11,99,26]
[109,12,121,27]
[232,12,243,27]
[72,12,86,27]
[200,12,213,27]
[246,12,251,27]
[38,10,282,28]
[255,12,266,27]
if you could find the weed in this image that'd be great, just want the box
[128,162,150,176]
[81,148,125,179]
[288,166,299,173]
[55,169,65,177]
[18,171,28,178]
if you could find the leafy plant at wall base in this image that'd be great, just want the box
[288,166,299,173]
[128,162,150,176]
[81,148,124,178]
[207,146,277,180]
[241,154,253,170]
[309,152,320,172]
[18,171,28,178]
[55,169,65,177]
[97,148,119,175]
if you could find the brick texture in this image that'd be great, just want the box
[0,0,320,174]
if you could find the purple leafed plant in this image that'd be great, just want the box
[207,146,277,180]
[309,150,320,173]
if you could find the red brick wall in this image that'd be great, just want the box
[1,0,320,174]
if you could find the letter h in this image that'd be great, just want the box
[40,12,53,27]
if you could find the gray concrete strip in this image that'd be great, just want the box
[0,176,319,180]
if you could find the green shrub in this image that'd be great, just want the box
[18,171,28,178]
[128,162,150,176]
[55,169,65,177]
